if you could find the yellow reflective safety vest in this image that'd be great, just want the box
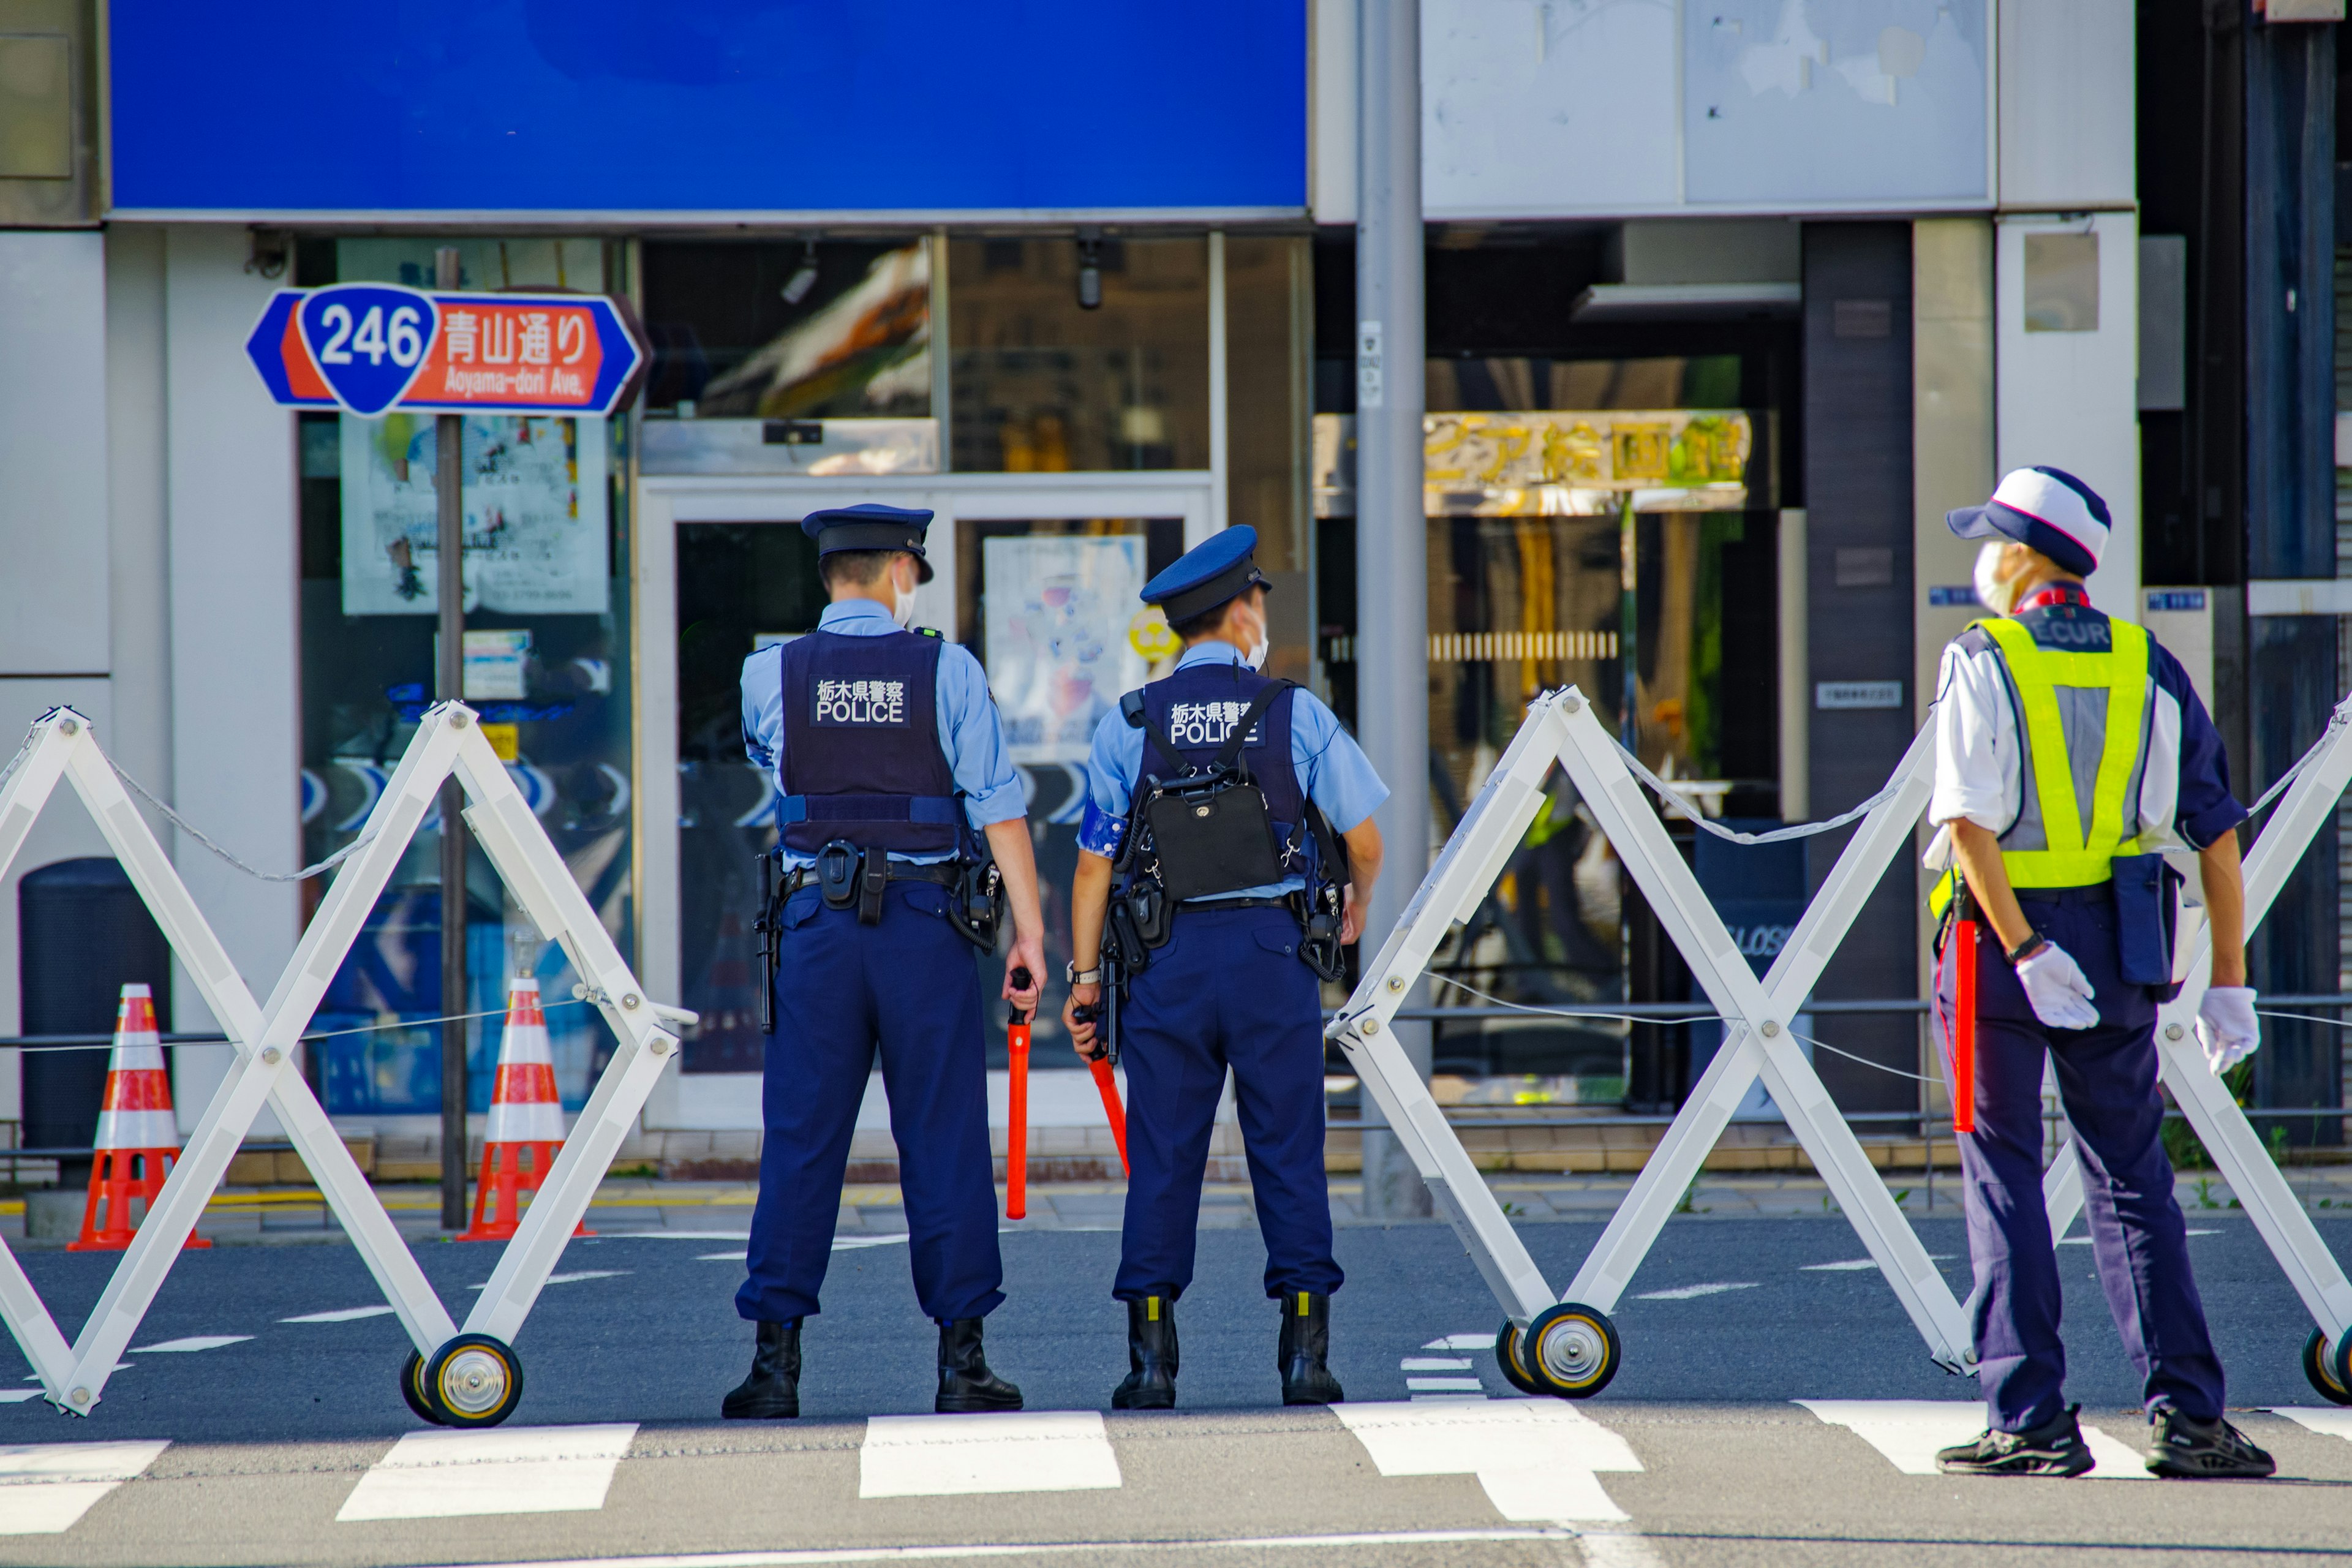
[1931,612,2151,915]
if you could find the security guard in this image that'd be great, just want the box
[725,503,1046,1420]
[1927,467,2272,1479]
[1062,527,1387,1408]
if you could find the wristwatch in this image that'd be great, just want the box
[2005,932,2048,965]
[1066,961,1102,985]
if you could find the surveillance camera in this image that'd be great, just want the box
[1076,228,1104,311]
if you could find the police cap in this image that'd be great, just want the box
[1141,526,1272,624]
[801,503,935,583]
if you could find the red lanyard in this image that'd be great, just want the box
[2015,582,2091,613]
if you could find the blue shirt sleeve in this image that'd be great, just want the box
[1289,688,1389,832]
[741,645,782,777]
[934,641,1028,829]
[2157,646,2247,851]
[1077,707,1144,858]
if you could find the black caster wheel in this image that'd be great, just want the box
[1494,1321,1545,1396]
[1523,1302,1620,1399]
[400,1351,448,1426]
[424,1334,524,1428]
[2312,1328,2352,1406]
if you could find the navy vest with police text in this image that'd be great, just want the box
[1130,660,1306,845]
[777,628,959,854]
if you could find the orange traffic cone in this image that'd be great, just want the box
[461,978,587,1240]
[69,984,209,1251]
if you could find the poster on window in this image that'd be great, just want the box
[339,413,610,615]
[983,535,1148,764]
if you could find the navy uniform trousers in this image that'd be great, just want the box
[736,881,1004,1325]
[1115,906,1343,1303]
[1935,886,2225,1432]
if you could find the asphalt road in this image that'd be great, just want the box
[0,1216,2342,1567]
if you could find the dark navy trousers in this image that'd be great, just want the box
[736,881,1005,1325]
[1934,888,2225,1431]
[1115,906,1342,1303]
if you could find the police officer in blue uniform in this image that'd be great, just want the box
[725,503,1046,1420]
[1062,527,1388,1409]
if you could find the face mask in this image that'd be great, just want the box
[891,578,919,630]
[1238,605,1269,670]
[1973,540,2022,617]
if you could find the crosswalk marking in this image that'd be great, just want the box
[281,1306,398,1324]
[702,1236,911,1263]
[466,1270,628,1291]
[2270,1406,2352,1443]
[859,1411,1121,1499]
[1633,1281,1758,1301]
[1800,1256,1954,1272]
[1406,1378,1485,1392]
[129,1336,251,1354]
[1400,1358,1473,1371]
[1798,1400,2147,1479]
[1424,1333,1498,1351]
[0,1392,42,1404]
[334,1424,638,1521]
[0,1441,168,1535]
[1336,1398,1642,1523]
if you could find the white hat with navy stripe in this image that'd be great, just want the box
[1945,466,2110,578]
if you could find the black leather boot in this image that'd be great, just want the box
[1112,1295,1178,1410]
[936,1318,1023,1413]
[721,1320,800,1419]
[1276,1291,1343,1405]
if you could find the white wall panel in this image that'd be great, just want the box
[1311,0,1357,224]
[161,227,299,1130]
[1996,211,2141,618]
[106,227,173,823]
[0,232,112,674]
[1998,0,2133,209]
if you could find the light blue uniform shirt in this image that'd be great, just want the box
[1076,642,1389,899]
[741,599,1027,869]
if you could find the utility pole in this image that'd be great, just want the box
[434,246,471,1232]
[1356,0,1431,1219]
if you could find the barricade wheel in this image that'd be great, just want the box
[1524,1302,1619,1399]
[400,1351,448,1425]
[1493,1321,1545,1396]
[2317,1328,2352,1406]
[426,1334,524,1428]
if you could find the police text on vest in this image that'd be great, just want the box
[815,679,910,726]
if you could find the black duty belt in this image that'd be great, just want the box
[784,859,962,897]
[2014,884,2113,908]
[1179,895,1294,913]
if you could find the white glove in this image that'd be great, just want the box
[2015,942,2100,1031]
[2196,986,2260,1075]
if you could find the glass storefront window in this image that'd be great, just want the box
[949,236,1209,473]
[1224,234,1314,682]
[641,239,932,420]
[295,237,635,1118]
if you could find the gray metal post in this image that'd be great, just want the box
[434,246,471,1232]
[1355,0,1431,1219]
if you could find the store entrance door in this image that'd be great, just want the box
[637,476,1212,1128]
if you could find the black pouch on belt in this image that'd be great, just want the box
[816,840,860,911]
[857,846,889,925]
[2111,852,2185,1000]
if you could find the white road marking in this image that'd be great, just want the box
[1632,1282,1759,1301]
[2057,1229,2216,1245]
[1336,1397,1642,1523]
[2271,1406,2352,1442]
[860,1411,1120,1498]
[1400,1357,1474,1371]
[282,1306,399,1324]
[335,1423,638,1521]
[1406,1378,1486,1392]
[0,1441,168,1535]
[398,1529,1577,1567]
[1798,1400,2149,1479]
[597,1231,752,1240]
[701,1236,911,1263]
[1424,1333,1498,1351]
[467,1270,629,1290]
[127,1335,250,1354]
[0,1392,40,1404]
[1801,1256,1954,1272]
[1578,1530,1669,1568]
[21,1366,126,1381]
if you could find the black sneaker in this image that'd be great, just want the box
[1936,1404,2095,1477]
[2146,1406,2275,1479]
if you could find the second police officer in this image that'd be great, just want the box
[1062,526,1388,1409]
[725,503,1046,1420]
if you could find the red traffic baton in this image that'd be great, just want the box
[1088,1055,1129,1177]
[1006,968,1032,1220]
[1951,920,1977,1135]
